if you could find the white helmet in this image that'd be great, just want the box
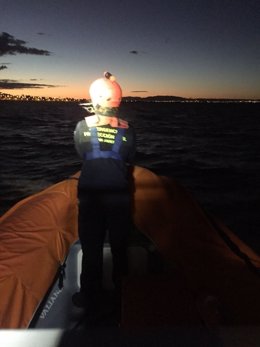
[89,72,122,109]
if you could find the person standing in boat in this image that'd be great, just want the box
[72,72,136,316]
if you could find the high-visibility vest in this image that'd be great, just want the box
[84,127,125,161]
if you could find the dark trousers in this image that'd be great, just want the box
[78,188,131,301]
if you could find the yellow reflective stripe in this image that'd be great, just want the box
[103,139,114,144]
[98,132,115,139]
[83,128,127,143]
[96,127,118,134]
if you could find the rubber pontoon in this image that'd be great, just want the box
[1,166,260,344]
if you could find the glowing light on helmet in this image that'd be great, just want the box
[89,72,122,109]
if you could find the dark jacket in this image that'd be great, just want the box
[74,115,136,191]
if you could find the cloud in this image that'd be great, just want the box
[0,79,58,89]
[0,32,51,56]
[129,50,147,55]
[37,32,45,36]
[131,90,148,93]
[0,64,8,71]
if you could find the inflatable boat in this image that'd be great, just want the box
[1,166,260,344]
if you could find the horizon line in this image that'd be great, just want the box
[0,91,259,102]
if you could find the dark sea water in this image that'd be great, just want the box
[0,100,259,253]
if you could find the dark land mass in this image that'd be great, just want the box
[0,92,259,103]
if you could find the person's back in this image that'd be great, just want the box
[74,114,135,191]
[72,72,136,323]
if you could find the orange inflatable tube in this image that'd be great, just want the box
[0,176,79,328]
[132,167,260,326]
[0,166,260,329]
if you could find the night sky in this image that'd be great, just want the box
[0,0,259,99]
